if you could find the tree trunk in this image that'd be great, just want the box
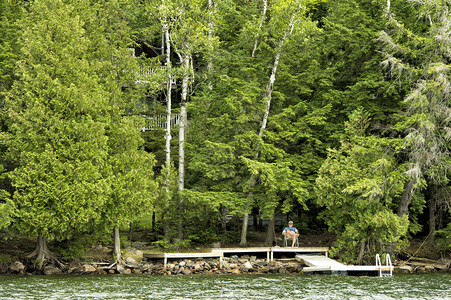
[163,22,172,239]
[220,205,228,233]
[264,216,275,246]
[426,186,437,246]
[177,55,190,241]
[114,226,121,263]
[358,240,366,265]
[240,209,250,247]
[27,233,51,268]
[258,3,299,137]
[207,0,214,89]
[387,179,415,255]
[251,0,267,58]
[240,3,300,247]
[397,179,414,217]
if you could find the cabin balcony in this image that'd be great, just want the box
[141,113,180,131]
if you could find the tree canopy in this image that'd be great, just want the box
[0,0,450,263]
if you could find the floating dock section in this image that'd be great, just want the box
[297,254,393,277]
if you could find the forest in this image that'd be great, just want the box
[0,0,450,266]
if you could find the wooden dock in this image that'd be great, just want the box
[143,247,393,276]
[143,247,328,268]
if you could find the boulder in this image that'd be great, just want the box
[82,264,97,273]
[9,261,25,273]
[242,261,253,269]
[43,266,62,275]
[95,269,107,275]
[395,265,413,273]
[116,264,131,274]
[181,269,191,275]
[125,257,136,265]
[424,265,436,272]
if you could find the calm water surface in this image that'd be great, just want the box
[0,273,450,299]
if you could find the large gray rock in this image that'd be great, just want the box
[116,264,125,274]
[125,257,136,265]
[395,265,413,273]
[9,261,25,273]
[43,266,62,275]
[82,264,97,273]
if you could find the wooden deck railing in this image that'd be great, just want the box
[136,66,176,85]
[141,113,180,131]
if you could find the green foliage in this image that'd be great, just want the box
[0,254,12,264]
[2,0,158,249]
[0,0,448,260]
[316,109,409,262]
[435,223,451,249]
[0,0,21,96]
[152,238,192,251]
[58,239,87,259]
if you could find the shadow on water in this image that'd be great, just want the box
[0,273,450,299]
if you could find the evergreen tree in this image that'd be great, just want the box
[379,0,451,251]
[316,109,409,263]
[2,0,157,265]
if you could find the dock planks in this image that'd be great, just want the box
[143,247,330,268]
[297,254,394,276]
[142,247,393,276]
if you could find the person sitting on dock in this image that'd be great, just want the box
[282,221,299,248]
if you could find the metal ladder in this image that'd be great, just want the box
[376,254,393,277]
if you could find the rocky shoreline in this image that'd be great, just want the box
[2,253,450,276]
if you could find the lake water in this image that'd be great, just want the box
[0,273,450,299]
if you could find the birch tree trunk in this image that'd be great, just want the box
[177,55,190,240]
[240,3,301,247]
[164,22,172,239]
[207,0,214,85]
[252,0,267,58]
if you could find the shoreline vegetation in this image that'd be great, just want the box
[3,252,450,277]
[1,0,451,275]
[1,232,450,276]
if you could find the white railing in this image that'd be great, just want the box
[141,114,180,131]
[136,66,176,85]
[376,253,393,277]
